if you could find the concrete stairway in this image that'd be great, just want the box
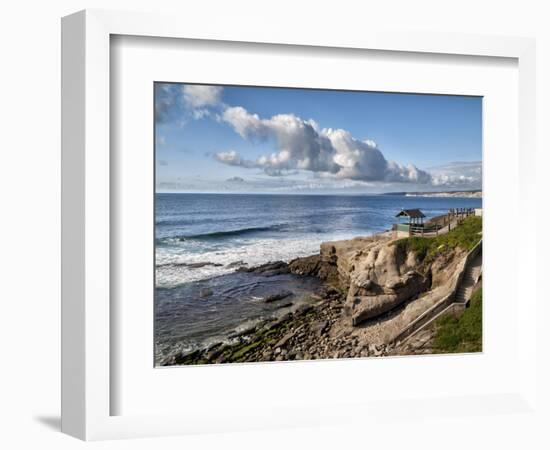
[391,242,482,347]
[453,251,482,305]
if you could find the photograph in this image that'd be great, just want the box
[154,83,483,366]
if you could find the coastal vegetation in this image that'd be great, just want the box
[393,216,482,264]
[432,288,483,353]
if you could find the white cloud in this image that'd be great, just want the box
[214,150,256,169]
[217,106,432,184]
[182,85,223,108]
[427,161,482,188]
[191,108,211,120]
[157,84,479,190]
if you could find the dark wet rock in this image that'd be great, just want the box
[275,302,293,309]
[173,348,201,364]
[325,286,341,296]
[237,260,290,275]
[204,343,225,360]
[264,290,293,303]
[183,262,223,269]
[295,304,313,316]
[289,255,321,276]
[226,260,246,268]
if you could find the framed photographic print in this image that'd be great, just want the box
[62,9,538,441]
[153,82,483,367]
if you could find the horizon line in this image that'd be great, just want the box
[155,189,483,196]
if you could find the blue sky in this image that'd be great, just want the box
[155,83,482,194]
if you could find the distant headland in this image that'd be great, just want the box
[385,190,482,199]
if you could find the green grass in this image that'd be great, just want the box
[432,288,483,353]
[393,216,482,264]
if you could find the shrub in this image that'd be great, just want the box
[432,288,483,353]
[393,216,482,263]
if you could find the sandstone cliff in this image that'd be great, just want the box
[290,232,466,327]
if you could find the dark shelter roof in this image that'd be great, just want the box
[395,208,426,219]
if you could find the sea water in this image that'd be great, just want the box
[155,193,482,363]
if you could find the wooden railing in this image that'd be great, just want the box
[409,208,476,237]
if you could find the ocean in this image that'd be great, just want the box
[154,193,482,363]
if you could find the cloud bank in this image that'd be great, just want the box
[427,161,482,189]
[157,83,480,189]
[215,106,432,184]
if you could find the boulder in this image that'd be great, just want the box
[276,331,295,348]
[289,254,321,276]
[264,290,293,303]
[346,270,429,326]
[310,320,329,337]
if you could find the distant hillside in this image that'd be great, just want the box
[384,190,482,199]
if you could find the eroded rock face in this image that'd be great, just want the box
[429,248,466,288]
[346,271,430,326]
[320,235,430,326]
[286,232,466,328]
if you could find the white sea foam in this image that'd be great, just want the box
[155,233,361,288]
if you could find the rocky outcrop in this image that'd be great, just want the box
[347,271,430,325]
[288,255,321,276]
[236,260,290,275]
[239,231,467,331]
[318,233,444,326]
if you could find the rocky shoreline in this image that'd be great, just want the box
[162,279,394,366]
[161,236,407,366]
[161,218,480,366]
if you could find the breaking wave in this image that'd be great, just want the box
[156,223,288,244]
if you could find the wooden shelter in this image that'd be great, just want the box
[395,208,426,226]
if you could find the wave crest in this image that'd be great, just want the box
[156,223,287,244]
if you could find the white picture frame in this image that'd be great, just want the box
[61,9,538,441]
